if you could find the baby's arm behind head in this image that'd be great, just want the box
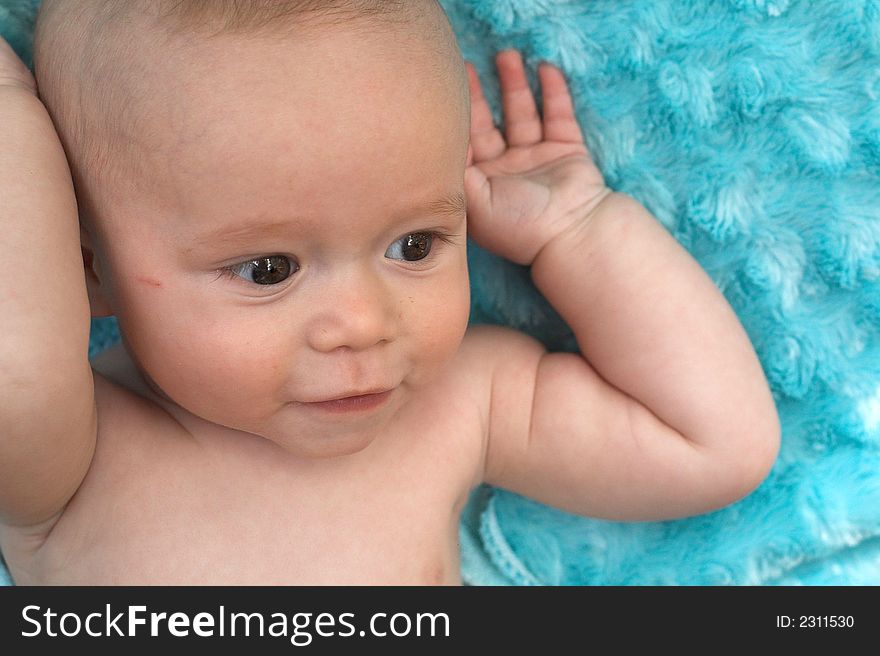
[0,37,96,529]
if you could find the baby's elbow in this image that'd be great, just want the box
[722,411,782,504]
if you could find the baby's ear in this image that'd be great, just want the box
[79,222,113,318]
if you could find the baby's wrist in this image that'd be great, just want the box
[530,190,650,327]
[531,187,617,267]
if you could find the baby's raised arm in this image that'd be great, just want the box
[0,37,95,528]
[466,51,780,521]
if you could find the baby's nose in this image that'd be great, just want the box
[305,272,395,353]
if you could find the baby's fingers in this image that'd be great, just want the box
[495,49,542,147]
[538,63,584,144]
[466,62,506,163]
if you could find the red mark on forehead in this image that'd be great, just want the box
[136,276,163,288]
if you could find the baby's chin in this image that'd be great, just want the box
[257,423,386,460]
[270,436,375,460]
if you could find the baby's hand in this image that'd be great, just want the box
[465,50,607,265]
[0,36,37,94]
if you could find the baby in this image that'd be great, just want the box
[0,0,781,585]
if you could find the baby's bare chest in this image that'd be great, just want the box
[7,392,480,585]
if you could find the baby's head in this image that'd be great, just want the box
[34,0,471,457]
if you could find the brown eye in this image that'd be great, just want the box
[230,256,297,285]
[386,233,434,261]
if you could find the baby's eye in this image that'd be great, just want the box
[385,233,434,262]
[225,255,298,285]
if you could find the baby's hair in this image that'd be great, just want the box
[154,0,411,38]
[32,0,443,227]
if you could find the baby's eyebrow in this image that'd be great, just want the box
[196,218,297,249]
[193,192,466,248]
[424,191,467,219]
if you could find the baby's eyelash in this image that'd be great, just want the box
[430,230,460,246]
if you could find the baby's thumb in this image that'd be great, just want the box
[464,165,496,248]
[464,164,489,214]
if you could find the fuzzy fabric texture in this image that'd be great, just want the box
[2,0,880,585]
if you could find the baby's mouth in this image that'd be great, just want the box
[299,388,395,414]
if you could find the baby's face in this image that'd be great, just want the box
[86,20,471,457]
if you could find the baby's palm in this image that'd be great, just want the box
[465,51,607,265]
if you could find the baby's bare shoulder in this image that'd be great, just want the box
[441,325,547,482]
[454,324,546,381]
[84,348,198,473]
[91,369,192,454]
[448,324,547,426]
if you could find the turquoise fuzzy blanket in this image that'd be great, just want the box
[3,0,880,586]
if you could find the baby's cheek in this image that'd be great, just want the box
[410,275,470,374]
[135,306,287,420]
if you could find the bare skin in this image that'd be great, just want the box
[5,341,481,584]
[0,19,779,585]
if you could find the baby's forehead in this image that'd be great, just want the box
[36,1,468,227]
[92,3,461,135]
